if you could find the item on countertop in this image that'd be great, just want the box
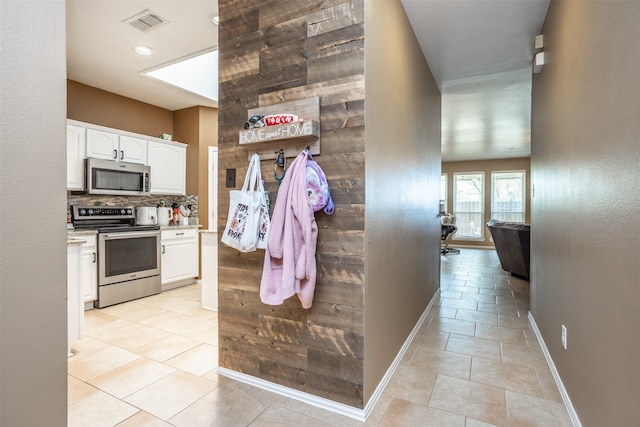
[178,205,191,218]
[221,153,267,252]
[136,207,158,225]
[178,205,191,227]
[157,206,171,226]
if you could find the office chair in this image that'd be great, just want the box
[441,214,460,255]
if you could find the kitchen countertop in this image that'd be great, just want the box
[160,224,202,231]
[67,237,86,246]
[67,226,201,233]
[199,229,218,234]
[67,229,98,236]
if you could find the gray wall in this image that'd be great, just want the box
[364,0,442,402]
[530,1,640,425]
[0,1,68,425]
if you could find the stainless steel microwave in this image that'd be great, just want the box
[86,158,151,196]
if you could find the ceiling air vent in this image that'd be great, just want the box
[123,9,168,32]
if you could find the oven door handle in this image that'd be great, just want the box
[101,231,160,240]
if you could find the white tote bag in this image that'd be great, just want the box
[221,154,263,252]
[256,172,271,249]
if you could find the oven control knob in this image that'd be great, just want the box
[126,209,132,215]
[80,209,86,215]
[88,209,94,215]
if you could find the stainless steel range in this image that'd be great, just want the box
[71,206,161,308]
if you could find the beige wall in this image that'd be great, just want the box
[199,107,218,230]
[68,80,173,137]
[531,1,640,425]
[442,157,531,247]
[0,1,68,425]
[174,107,200,195]
[173,106,218,231]
[364,0,441,402]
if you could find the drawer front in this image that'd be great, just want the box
[161,228,198,241]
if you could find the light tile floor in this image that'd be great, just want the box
[68,249,573,426]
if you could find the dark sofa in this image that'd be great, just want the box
[486,220,530,280]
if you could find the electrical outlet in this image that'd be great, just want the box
[226,169,236,188]
[561,324,567,350]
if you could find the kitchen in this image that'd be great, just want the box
[64,3,221,415]
[64,77,222,427]
[65,107,218,332]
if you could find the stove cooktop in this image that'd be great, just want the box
[95,225,160,233]
[71,205,159,232]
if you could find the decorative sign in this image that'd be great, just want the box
[239,120,319,145]
[264,114,298,126]
[239,96,321,160]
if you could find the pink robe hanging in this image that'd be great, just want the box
[260,151,318,309]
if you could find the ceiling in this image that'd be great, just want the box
[66,0,549,161]
[401,0,550,161]
[66,0,219,111]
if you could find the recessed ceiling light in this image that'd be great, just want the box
[133,45,154,56]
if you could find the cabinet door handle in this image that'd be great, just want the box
[162,245,165,254]
[113,149,118,159]
[120,150,124,160]
[93,252,96,263]
[176,232,184,236]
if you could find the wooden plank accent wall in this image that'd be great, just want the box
[218,0,366,408]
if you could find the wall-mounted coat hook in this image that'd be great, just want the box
[274,149,287,185]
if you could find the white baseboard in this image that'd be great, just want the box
[160,278,196,291]
[362,287,441,418]
[445,244,495,250]
[217,367,367,421]
[528,312,582,427]
[217,288,442,422]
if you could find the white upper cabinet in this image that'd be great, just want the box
[67,120,187,195]
[67,124,86,190]
[86,128,119,161]
[118,135,147,164]
[86,129,146,164]
[147,140,186,195]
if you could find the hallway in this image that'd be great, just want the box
[67,249,572,426]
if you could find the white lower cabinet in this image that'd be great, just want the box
[80,235,98,304]
[161,228,199,288]
[67,243,83,355]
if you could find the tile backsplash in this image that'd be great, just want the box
[67,193,199,225]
